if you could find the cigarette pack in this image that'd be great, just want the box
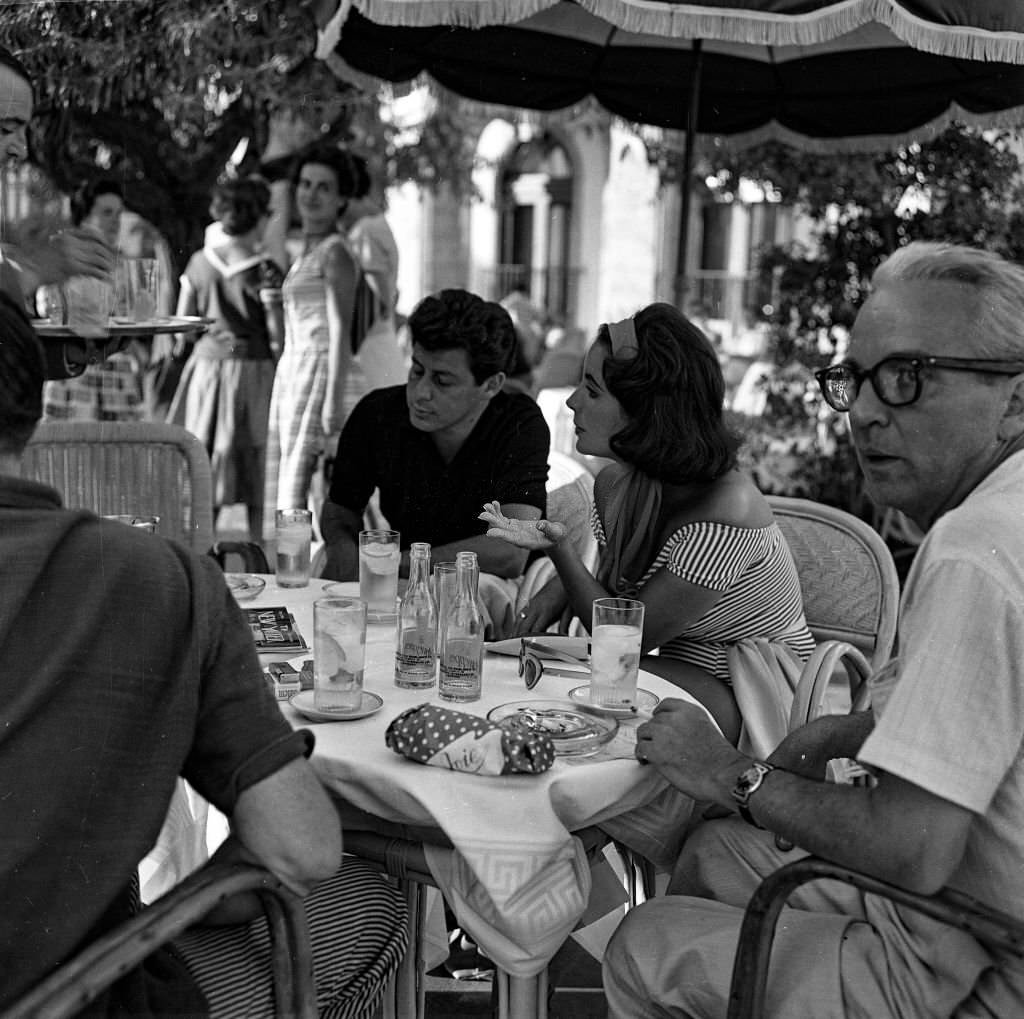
[265,660,314,700]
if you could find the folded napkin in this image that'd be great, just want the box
[385,703,556,776]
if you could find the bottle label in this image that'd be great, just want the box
[439,638,482,697]
[395,629,436,687]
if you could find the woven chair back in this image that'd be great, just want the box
[22,421,215,555]
[767,495,899,672]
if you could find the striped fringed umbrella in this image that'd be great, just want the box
[314,0,1024,153]
[311,0,1024,301]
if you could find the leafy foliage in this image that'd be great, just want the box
[704,127,1024,513]
[0,1,477,270]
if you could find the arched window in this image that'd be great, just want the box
[497,134,576,319]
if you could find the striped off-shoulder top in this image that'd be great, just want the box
[592,507,815,681]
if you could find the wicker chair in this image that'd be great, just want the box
[21,420,269,570]
[22,421,215,554]
[767,495,900,674]
[726,856,1024,1019]
[0,863,316,1019]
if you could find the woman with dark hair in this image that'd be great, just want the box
[168,177,284,541]
[482,303,814,741]
[265,146,402,521]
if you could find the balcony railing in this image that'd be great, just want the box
[473,264,582,322]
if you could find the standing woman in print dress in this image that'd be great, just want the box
[264,146,370,520]
[482,303,815,744]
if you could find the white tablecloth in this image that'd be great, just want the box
[253,577,702,978]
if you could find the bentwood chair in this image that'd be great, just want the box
[0,862,316,1019]
[726,856,1024,1019]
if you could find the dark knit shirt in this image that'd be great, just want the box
[327,385,550,547]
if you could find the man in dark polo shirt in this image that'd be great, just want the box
[321,288,550,626]
[0,291,407,1014]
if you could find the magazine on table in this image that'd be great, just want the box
[246,606,308,653]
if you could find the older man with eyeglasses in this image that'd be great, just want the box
[602,241,1024,1019]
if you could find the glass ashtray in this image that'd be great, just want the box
[487,699,618,756]
[225,573,267,602]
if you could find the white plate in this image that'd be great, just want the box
[567,685,661,718]
[225,573,266,602]
[485,635,590,660]
[290,690,384,722]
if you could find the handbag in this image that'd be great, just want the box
[349,268,377,356]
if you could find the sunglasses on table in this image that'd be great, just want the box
[518,638,590,691]
[814,355,1024,412]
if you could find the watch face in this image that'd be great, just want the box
[739,764,764,787]
[733,761,771,804]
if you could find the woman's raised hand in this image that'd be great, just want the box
[479,501,566,551]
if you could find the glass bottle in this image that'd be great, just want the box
[439,550,484,702]
[395,542,437,689]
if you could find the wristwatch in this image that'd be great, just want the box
[731,760,775,829]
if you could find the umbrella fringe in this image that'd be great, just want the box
[319,57,1024,160]
[707,103,1024,155]
[324,0,1024,61]
[582,0,866,46]
[320,56,1024,159]
[351,0,553,29]
[870,0,1024,64]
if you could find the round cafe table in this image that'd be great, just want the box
[246,576,708,1019]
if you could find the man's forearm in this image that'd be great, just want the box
[427,534,527,578]
[320,499,362,546]
[549,539,610,627]
[694,738,959,892]
[320,500,362,581]
[767,711,875,778]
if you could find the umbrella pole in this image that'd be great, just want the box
[674,39,703,311]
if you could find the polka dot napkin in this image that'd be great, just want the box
[385,703,556,776]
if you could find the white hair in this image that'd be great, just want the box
[871,241,1024,360]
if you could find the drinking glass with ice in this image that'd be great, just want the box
[275,509,312,588]
[314,597,367,712]
[590,597,644,709]
[359,529,400,613]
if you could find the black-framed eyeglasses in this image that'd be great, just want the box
[518,638,590,691]
[814,356,1024,412]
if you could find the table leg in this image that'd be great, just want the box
[495,968,549,1019]
[387,880,427,1019]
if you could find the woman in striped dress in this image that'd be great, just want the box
[482,303,814,743]
[265,147,371,519]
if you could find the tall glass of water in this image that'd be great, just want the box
[314,596,366,712]
[359,529,400,612]
[275,509,312,588]
[590,597,644,709]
